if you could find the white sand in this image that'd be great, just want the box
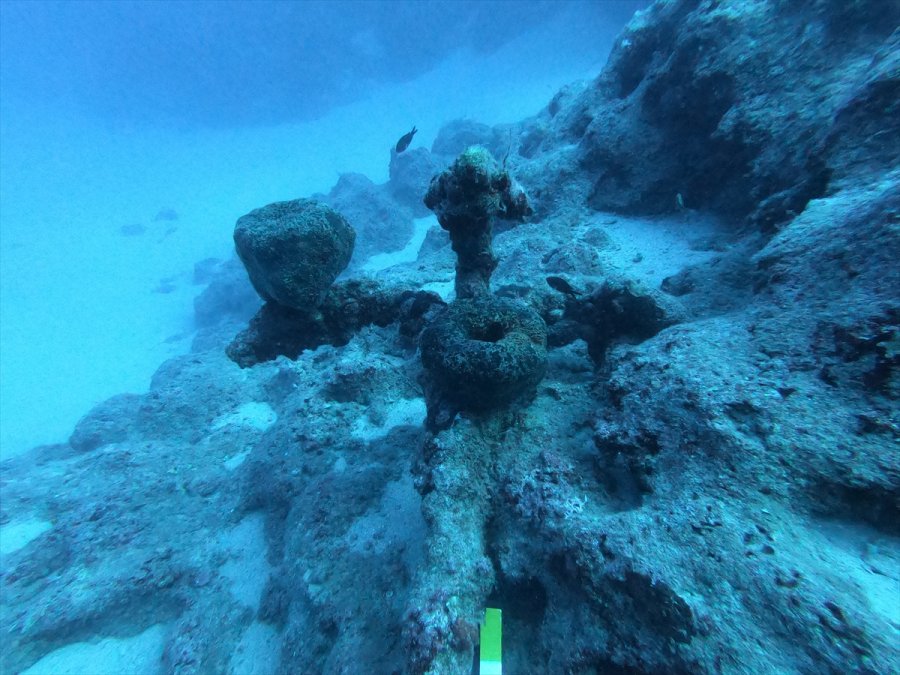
[351,397,428,442]
[229,621,281,675]
[0,517,52,556]
[600,213,723,287]
[223,449,251,472]
[21,623,167,675]
[361,215,437,274]
[211,401,278,433]
[219,513,271,612]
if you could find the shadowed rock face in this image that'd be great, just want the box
[226,280,445,368]
[233,198,355,311]
[314,173,416,269]
[389,148,446,218]
[509,0,900,230]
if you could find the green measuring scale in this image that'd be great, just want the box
[479,608,502,674]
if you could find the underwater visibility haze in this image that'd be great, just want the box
[1,0,898,673]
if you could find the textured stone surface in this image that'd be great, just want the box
[424,146,531,298]
[227,280,445,368]
[233,198,355,310]
[420,296,547,418]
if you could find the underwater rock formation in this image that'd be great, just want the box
[510,0,900,229]
[3,1,898,674]
[404,416,504,674]
[314,173,415,268]
[418,145,546,421]
[227,279,444,367]
[546,277,684,363]
[404,147,549,673]
[233,198,355,310]
[228,195,446,367]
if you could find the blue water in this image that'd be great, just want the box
[0,0,644,460]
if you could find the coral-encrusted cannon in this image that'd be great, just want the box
[424,146,531,299]
[420,146,544,423]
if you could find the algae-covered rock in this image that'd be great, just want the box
[233,198,355,311]
[227,280,445,367]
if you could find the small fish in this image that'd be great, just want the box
[395,126,417,153]
[546,276,583,298]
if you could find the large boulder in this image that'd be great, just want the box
[233,198,355,311]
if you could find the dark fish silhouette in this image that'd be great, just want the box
[546,276,582,298]
[395,126,417,153]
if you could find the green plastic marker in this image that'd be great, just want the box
[479,608,502,675]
